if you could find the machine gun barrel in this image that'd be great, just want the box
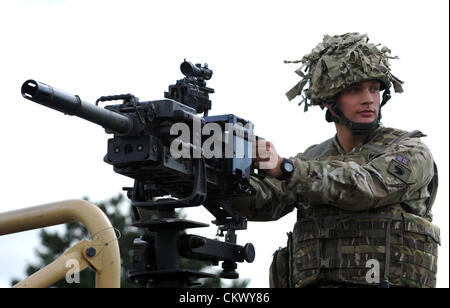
[21,80,133,135]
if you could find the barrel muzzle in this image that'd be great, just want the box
[21,79,133,135]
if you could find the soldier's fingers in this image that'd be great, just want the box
[259,154,279,170]
[257,145,272,159]
[253,155,270,163]
[255,140,265,156]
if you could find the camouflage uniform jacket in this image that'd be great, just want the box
[231,125,440,288]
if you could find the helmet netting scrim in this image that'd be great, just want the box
[285,32,404,112]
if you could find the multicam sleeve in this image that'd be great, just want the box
[285,138,436,214]
[228,174,298,222]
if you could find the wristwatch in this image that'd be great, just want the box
[276,158,295,181]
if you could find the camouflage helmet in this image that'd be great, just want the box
[285,32,404,111]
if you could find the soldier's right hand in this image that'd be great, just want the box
[253,139,283,178]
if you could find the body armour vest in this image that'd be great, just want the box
[289,127,440,288]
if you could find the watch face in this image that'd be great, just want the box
[284,161,294,172]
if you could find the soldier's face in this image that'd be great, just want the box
[336,80,381,124]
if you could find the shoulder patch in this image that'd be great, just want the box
[395,154,410,166]
[388,159,412,184]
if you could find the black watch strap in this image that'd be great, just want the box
[276,158,295,181]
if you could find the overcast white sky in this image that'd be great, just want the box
[0,0,448,288]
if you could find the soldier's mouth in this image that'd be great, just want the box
[357,111,375,117]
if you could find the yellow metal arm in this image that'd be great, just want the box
[0,199,121,288]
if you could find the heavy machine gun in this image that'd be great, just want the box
[21,60,260,287]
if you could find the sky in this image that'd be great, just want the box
[0,0,448,288]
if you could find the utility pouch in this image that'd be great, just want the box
[269,232,292,288]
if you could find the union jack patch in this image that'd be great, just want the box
[396,154,409,166]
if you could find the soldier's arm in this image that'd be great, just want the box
[228,175,297,221]
[227,141,298,221]
[285,137,436,214]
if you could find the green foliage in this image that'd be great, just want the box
[11,194,249,288]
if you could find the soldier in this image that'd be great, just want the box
[231,32,440,288]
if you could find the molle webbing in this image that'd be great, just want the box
[292,212,439,288]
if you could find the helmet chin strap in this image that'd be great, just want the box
[323,89,391,136]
